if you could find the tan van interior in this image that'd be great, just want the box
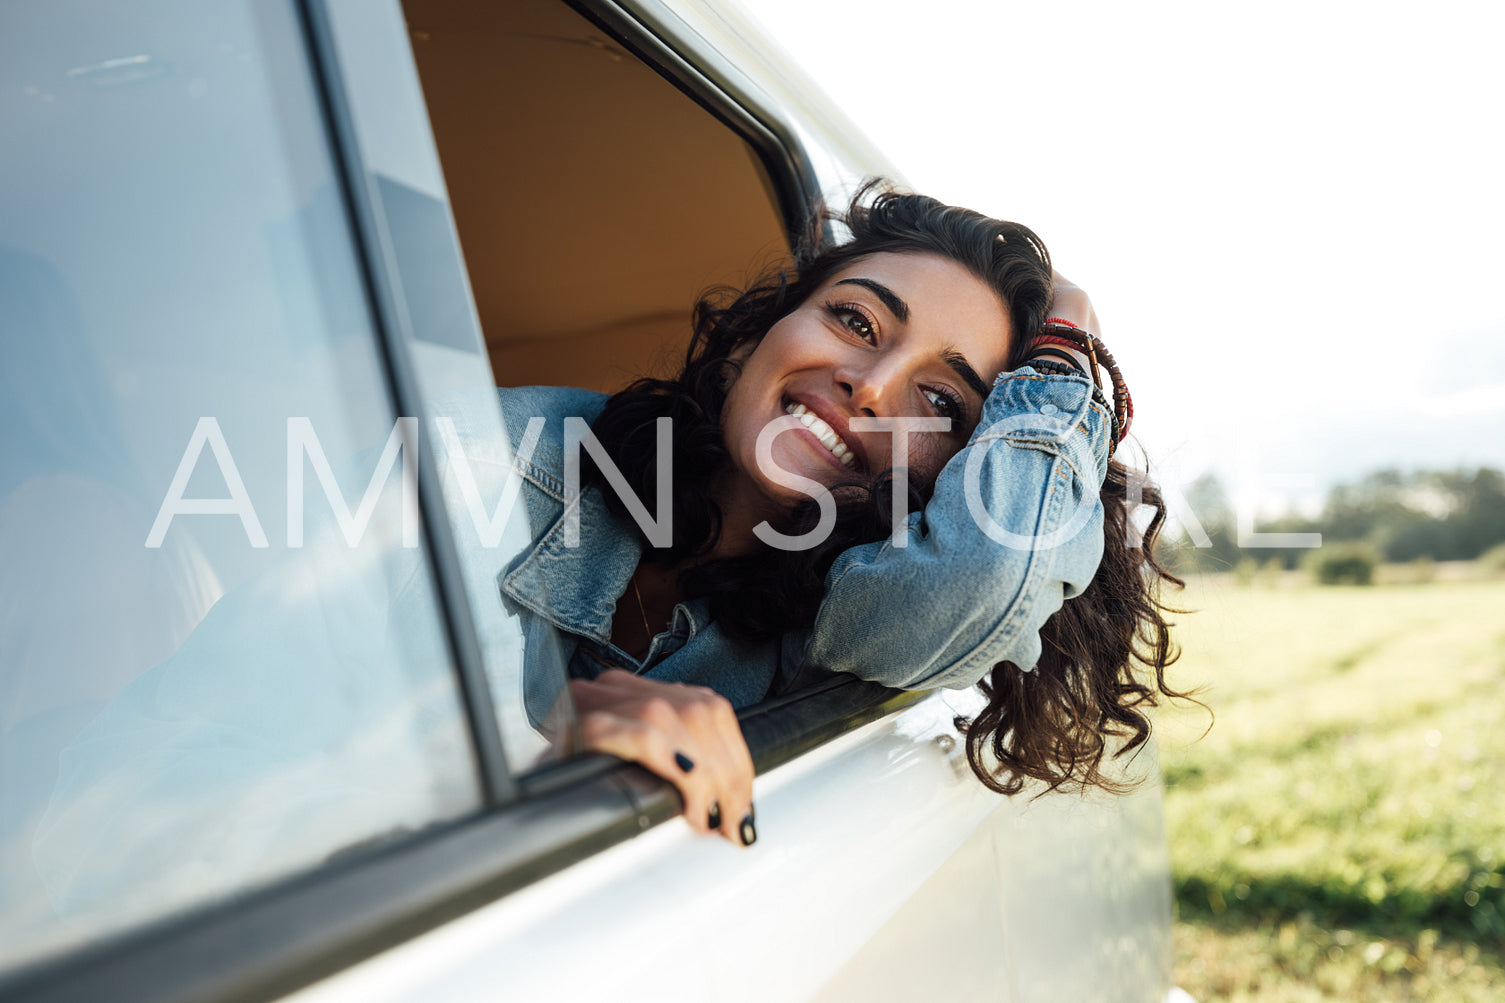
[402,0,792,391]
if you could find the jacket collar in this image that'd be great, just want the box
[500,484,642,642]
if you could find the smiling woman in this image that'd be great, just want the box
[498,184,1186,844]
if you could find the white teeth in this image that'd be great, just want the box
[784,401,857,467]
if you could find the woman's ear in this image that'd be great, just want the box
[718,340,757,390]
[727,339,757,366]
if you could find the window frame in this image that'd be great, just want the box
[561,0,824,244]
[298,0,517,807]
[0,1,911,1001]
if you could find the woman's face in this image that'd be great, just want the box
[720,251,1013,520]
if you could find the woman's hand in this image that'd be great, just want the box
[1035,269,1100,374]
[570,669,757,846]
[1047,269,1099,333]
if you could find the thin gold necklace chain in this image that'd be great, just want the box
[630,576,654,641]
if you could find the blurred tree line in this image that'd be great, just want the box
[1164,467,1505,574]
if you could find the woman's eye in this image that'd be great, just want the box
[922,386,965,422]
[828,303,876,342]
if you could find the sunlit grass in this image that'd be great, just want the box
[1157,573,1505,1001]
[1175,914,1503,1003]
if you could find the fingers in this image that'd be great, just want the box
[1046,271,1100,333]
[570,674,756,846]
[577,704,719,838]
[671,684,754,844]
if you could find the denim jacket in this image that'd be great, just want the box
[494,369,1111,720]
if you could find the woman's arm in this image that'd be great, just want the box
[805,284,1114,690]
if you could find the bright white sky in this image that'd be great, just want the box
[743,0,1505,516]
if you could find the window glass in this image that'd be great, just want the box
[0,0,482,974]
[393,0,796,759]
[314,0,572,769]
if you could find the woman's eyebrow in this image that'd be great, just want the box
[942,349,991,399]
[832,277,909,322]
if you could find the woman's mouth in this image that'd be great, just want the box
[784,401,857,468]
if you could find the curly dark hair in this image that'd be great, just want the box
[584,181,1188,795]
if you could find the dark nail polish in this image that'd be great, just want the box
[674,751,695,773]
[707,802,721,830]
[739,813,757,846]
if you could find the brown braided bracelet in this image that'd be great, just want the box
[1026,321,1134,456]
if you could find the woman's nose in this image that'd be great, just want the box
[835,358,901,417]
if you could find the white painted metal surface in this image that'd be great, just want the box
[288,690,1172,1002]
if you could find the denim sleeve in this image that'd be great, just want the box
[806,368,1113,690]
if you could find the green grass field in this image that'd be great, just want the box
[1156,571,1505,1002]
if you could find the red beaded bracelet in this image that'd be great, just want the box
[1030,333,1085,353]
